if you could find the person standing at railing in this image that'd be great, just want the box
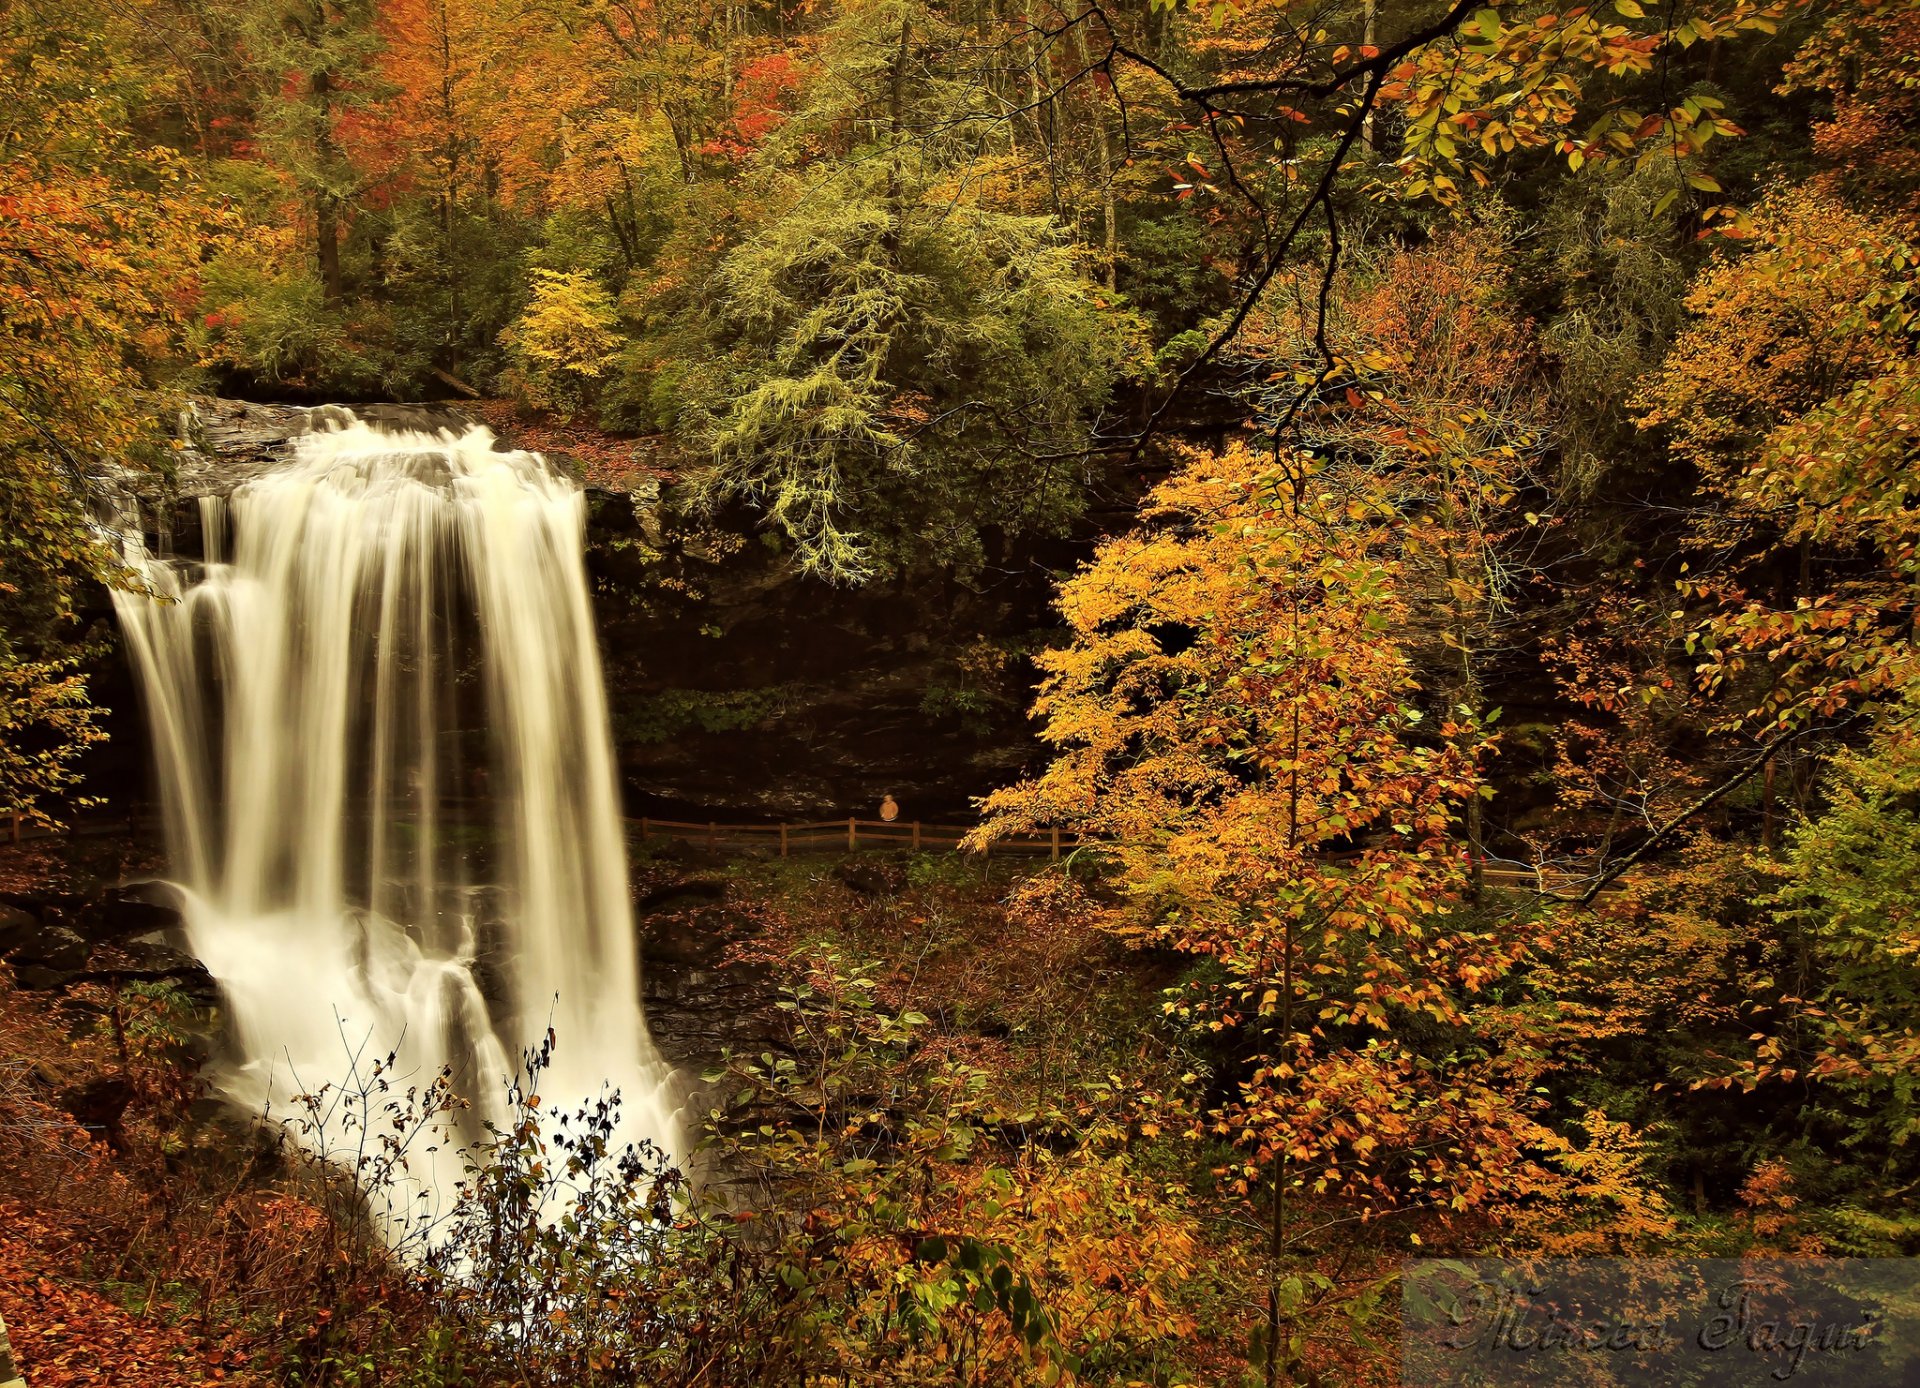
[879,794,899,823]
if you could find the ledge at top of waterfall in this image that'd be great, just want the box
[112,418,683,1246]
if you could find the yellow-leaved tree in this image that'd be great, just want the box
[972,441,1565,1384]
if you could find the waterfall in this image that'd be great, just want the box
[111,418,681,1239]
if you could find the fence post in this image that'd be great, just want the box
[640,815,650,842]
[847,816,856,852]
[708,821,717,851]
[780,823,789,859]
[1050,826,1060,863]
[912,821,921,851]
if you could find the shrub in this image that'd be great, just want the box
[499,270,623,419]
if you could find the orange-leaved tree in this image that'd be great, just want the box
[0,0,233,824]
[1640,190,1920,738]
[973,440,1552,1384]
[1245,220,1552,893]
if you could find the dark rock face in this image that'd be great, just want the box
[635,874,784,1078]
[585,490,1060,820]
[76,882,186,942]
[0,883,211,997]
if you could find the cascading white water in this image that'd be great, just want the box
[111,419,680,1237]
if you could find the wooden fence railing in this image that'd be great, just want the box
[629,816,1083,860]
[2,806,1601,889]
[0,808,1082,859]
[4,810,157,846]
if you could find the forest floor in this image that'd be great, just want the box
[2,826,1447,1384]
[0,958,270,1388]
[630,837,1190,1119]
[0,830,1218,1384]
[0,1190,262,1388]
[463,399,683,491]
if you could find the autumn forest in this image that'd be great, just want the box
[2,0,1919,1381]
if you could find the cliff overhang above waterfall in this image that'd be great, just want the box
[138,399,495,500]
[139,398,680,501]
[138,398,1056,823]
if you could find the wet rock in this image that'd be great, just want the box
[834,858,905,897]
[638,903,783,1075]
[0,904,39,954]
[59,1074,138,1151]
[92,937,217,997]
[637,876,728,914]
[1,879,217,997]
[134,399,483,503]
[76,882,185,942]
[316,402,478,436]
[8,925,91,973]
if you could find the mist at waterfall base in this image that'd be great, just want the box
[112,419,681,1241]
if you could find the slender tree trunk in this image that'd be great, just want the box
[1023,0,1061,216]
[1098,123,1118,287]
[1265,914,1295,1388]
[1360,0,1378,150]
[1465,780,1485,901]
[884,10,911,256]
[316,190,342,302]
[1437,475,1486,900]
[1265,592,1304,1388]
[313,69,343,302]
[1761,754,1777,856]
[1068,20,1118,285]
[996,0,1022,165]
[436,0,460,336]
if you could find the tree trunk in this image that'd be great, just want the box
[1022,0,1061,216]
[1360,0,1378,150]
[1264,618,1304,1388]
[1761,754,1777,856]
[883,10,912,257]
[1465,787,1485,901]
[316,189,342,302]
[1068,21,1119,286]
[313,69,343,302]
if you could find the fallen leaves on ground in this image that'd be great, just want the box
[0,1196,263,1388]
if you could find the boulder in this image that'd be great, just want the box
[7,925,90,972]
[0,904,39,955]
[76,882,186,943]
[834,859,906,897]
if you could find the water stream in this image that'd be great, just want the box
[111,418,680,1238]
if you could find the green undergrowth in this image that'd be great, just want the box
[715,851,1184,1120]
